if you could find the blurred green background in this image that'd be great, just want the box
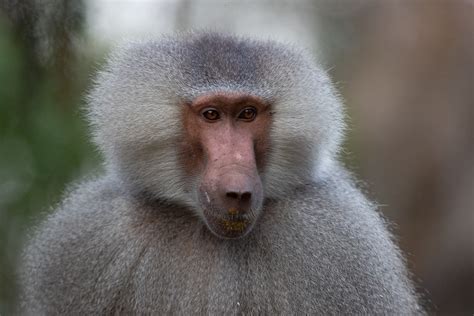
[0,1,100,312]
[0,0,472,314]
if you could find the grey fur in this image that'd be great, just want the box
[20,32,422,314]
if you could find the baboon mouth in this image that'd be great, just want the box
[202,212,254,239]
[218,218,249,231]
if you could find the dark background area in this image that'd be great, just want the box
[0,0,472,314]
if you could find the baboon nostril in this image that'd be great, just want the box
[226,191,252,201]
[226,192,240,200]
[241,192,252,202]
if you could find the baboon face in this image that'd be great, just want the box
[181,92,271,238]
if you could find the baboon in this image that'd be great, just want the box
[20,32,422,314]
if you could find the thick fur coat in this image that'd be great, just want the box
[20,32,422,314]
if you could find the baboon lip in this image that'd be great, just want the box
[201,211,254,239]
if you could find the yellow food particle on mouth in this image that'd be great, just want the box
[220,219,248,232]
[227,207,239,216]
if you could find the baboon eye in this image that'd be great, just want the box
[202,109,220,121]
[238,107,257,121]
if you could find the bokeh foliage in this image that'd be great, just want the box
[0,1,100,312]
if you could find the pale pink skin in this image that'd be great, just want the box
[181,93,271,238]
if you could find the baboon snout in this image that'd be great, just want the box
[218,172,257,214]
[199,166,263,238]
